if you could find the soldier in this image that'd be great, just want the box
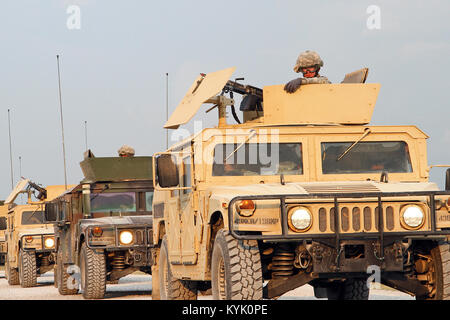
[284,50,331,93]
[118,145,135,157]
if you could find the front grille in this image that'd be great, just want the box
[135,230,144,245]
[318,204,398,233]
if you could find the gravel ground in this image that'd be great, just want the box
[0,267,414,300]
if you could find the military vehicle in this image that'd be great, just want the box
[45,151,154,299]
[0,201,7,265]
[151,67,450,300]
[3,179,70,287]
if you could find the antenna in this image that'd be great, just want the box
[19,156,23,204]
[84,120,88,151]
[166,72,169,149]
[19,156,22,178]
[56,54,68,189]
[7,109,14,190]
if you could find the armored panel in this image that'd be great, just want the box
[80,156,153,182]
[46,185,75,201]
[263,83,380,125]
[164,67,236,129]
[341,68,369,84]
[5,179,30,204]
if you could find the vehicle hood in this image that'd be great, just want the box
[17,225,55,237]
[208,181,440,202]
[80,215,153,228]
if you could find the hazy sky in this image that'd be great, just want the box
[1,0,449,199]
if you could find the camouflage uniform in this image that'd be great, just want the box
[285,50,330,93]
[299,76,331,85]
[118,145,135,157]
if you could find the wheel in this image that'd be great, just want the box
[57,250,78,295]
[6,258,19,285]
[19,249,37,288]
[211,229,263,300]
[53,264,58,288]
[79,242,106,299]
[417,242,450,300]
[326,279,369,300]
[158,236,197,300]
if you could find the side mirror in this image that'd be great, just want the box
[0,217,7,230]
[446,168,450,191]
[156,154,179,188]
[44,203,58,222]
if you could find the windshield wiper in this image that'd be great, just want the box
[24,205,43,224]
[224,129,257,163]
[337,128,371,161]
[90,185,110,202]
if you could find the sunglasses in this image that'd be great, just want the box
[301,67,316,73]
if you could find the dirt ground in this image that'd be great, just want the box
[0,266,413,300]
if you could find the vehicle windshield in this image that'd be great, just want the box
[321,141,413,174]
[90,192,136,213]
[22,211,45,225]
[212,143,303,176]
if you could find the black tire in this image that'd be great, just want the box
[57,250,78,295]
[19,249,37,288]
[326,279,369,300]
[79,242,106,299]
[6,258,19,285]
[417,242,450,300]
[211,229,263,300]
[159,236,198,300]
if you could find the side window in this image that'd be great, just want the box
[59,201,66,221]
[182,156,192,194]
[145,192,154,212]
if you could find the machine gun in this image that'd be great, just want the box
[221,79,264,124]
[27,180,47,201]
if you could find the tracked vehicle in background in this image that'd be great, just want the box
[152,67,450,300]
[45,151,154,299]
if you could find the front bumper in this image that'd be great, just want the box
[228,190,450,272]
[21,233,56,252]
[86,224,153,266]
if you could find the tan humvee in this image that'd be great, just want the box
[152,67,450,300]
[4,179,72,287]
[0,201,7,264]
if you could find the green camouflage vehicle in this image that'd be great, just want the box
[45,151,155,299]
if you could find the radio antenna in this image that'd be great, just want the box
[7,109,14,190]
[166,72,169,149]
[56,54,68,189]
[84,120,88,151]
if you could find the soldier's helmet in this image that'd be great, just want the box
[293,50,324,73]
[118,145,135,157]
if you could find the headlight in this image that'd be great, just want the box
[288,207,312,232]
[401,205,425,229]
[119,231,134,245]
[44,237,55,249]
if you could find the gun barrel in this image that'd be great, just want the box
[224,80,263,99]
[28,181,47,200]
